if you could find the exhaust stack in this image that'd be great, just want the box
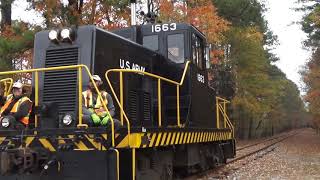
[131,0,137,26]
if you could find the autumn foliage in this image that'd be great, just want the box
[31,0,131,30]
[302,49,320,129]
[158,0,229,43]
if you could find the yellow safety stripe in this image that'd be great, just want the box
[175,133,180,144]
[25,137,34,147]
[0,131,232,151]
[39,138,56,152]
[149,134,156,147]
[166,133,172,145]
[161,133,167,146]
[155,133,162,146]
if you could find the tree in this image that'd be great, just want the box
[29,0,132,29]
[0,22,37,82]
[0,0,14,72]
[212,0,266,29]
[212,0,305,138]
[158,0,229,44]
[299,1,320,48]
[0,0,13,28]
[299,1,320,130]
[301,48,320,130]
[0,0,39,83]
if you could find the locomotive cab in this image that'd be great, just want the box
[113,23,210,69]
[114,23,214,128]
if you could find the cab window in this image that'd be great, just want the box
[143,35,159,51]
[167,34,185,63]
[192,34,205,69]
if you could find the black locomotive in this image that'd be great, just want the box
[0,23,235,180]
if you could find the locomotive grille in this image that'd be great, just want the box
[43,47,79,114]
[128,91,152,123]
[143,92,151,121]
[128,90,138,122]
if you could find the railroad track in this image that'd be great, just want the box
[236,134,287,151]
[183,131,299,179]
[228,131,298,164]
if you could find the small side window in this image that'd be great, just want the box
[192,34,205,69]
[205,46,211,69]
[143,35,159,51]
[167,34,185,63]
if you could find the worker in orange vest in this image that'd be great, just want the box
[0,82,32,128]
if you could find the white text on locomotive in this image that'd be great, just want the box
[119,59,146,72]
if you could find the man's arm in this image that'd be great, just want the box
[106,93,115,117]
[82,94,86,107]
[12,101,32,120]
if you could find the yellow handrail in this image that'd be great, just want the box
[110,148,120,180]
[105,61,191,146]
[0,78,13,96]
[0,65,116,147]
[216,96,234,138]
[218,104,234,137]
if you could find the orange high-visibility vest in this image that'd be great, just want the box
[0,95,32,125]
[82,90,108,109]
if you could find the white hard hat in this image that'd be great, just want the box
[92,75,102,82]
[12,82,23,89]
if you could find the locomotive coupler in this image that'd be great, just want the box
[0,147,49,175]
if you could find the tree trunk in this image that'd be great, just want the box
[89,0,97,24]
[248,117,252,139]
[68,0,83,25]
[0,0,12,29]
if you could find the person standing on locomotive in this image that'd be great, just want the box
[0,82,32,127]
[82,75,120,129]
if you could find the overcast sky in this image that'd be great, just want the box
[264,0,311,92]
[10,0,310,92]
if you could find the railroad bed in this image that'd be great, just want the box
[185,128,320,180]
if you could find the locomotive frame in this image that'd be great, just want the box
[0,23,235,180]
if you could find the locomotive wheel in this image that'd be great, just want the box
[159,164,173,180]
[136,149,173,180]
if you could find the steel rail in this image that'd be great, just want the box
[236,134,287,151]
[229,132,299,164]
[183,131,299,180]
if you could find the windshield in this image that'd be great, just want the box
[167,33,185,63]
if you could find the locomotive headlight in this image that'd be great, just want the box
[62,114,73,126]
[60,28,76,42]
[1,117,10,128]
[61,28,71,39]
[48,30,58,41]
